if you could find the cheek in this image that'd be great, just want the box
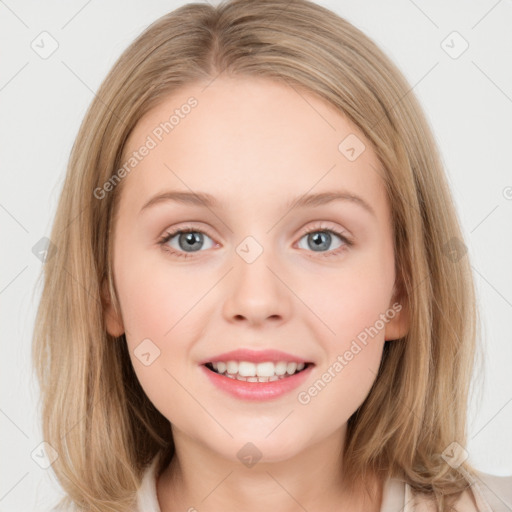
[115,247,201,340]
[297,346,383,434]
[299,247,394,420]
[114,253,202,420]
[296,264,393,421]
[114,249,208,386]
[302,253,395,345]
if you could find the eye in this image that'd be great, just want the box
[158,226,217,259]
[158,222,353,260]
[296,223,353,258]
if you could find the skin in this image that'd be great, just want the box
[104,75,409,512]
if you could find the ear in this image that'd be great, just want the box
[384,280,410,341]
[101,279,124,337]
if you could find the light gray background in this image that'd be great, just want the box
[1,0,511,510]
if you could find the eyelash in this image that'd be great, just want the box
[157,222,353,260]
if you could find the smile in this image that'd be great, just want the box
[201,361,315,401]
[204,360,310,382]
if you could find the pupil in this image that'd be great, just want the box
[310,231,330,251]
[180,232,203,251]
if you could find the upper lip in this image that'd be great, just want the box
[199,349,313,365]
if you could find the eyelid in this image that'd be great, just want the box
[157,223,218,248]
[297,221,351,240]
[295,222,354,254]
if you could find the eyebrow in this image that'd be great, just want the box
[139,190,376,217]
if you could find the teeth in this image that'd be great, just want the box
[209,360,308,379]
[226,361,238,374]
[287,362,297,374]
[274,362,287,375]
[239,361,257,377]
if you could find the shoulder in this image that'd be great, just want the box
[407,471,512,512]
[470,470,512,512]
[134,454,162,512]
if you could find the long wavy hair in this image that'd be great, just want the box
[32,0,483,510]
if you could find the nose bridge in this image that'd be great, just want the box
[230,208,278,270]
[222,231,291,324]
[234,232,281,293]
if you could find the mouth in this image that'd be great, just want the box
[203,360,314,383]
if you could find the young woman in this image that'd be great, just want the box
[32,1,512,510]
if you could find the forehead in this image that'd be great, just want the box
[119,76,386,215]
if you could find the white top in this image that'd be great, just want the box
[135,455,512,511]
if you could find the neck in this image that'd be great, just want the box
[156,426,382,512]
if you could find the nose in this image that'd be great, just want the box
[222,249,292,327]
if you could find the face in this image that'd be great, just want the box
[105,76,408,464]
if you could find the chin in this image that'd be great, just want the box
[215,432,308,465]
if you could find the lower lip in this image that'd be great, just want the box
[200,364,314,401]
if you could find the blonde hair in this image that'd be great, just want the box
[32,0,483,510]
